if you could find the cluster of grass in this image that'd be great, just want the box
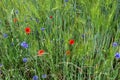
[0,0,120,80]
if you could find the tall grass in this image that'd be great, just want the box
[0,0,120,80]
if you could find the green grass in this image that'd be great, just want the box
[0,0,120,80]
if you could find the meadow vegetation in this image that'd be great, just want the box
[0,0,120,80]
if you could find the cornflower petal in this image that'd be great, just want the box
[0,64,3,67]
[112,42,118,47]
[41,28,45,31]
[20,41,28,48]
[115,52,120,59]
[3,33,8,38]
[33,75,38,80]
[23,58,28,63]
[65,0,68,2]
[42,74,47,78]
[15,10,19,14]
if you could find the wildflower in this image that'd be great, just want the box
[65,0,68,2]
[33,75,38,80]
[38,50,45,56]
[115,52,120,59]
[41,28,45,31]
[25,27,31,34]
[22,58,28,63]
[20,41,28,48]
[42,74,47,78]
[13,18,18,23]
[3,33,8,38]
[112,42,118,47]
[82,34,85,38]
[0,64,3,67]
[15,10,19,14]
[69,39,74,45]
[50,16,53,19]
[66,50,70,55]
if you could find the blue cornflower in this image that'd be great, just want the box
[0,64,3,67]
[41,28,45,31]
[112,42,118,47]
[33,75,38,80]
[20,41,28,48]
[15,10,19,14]
[42,74,47,78]
[82,34,85,38]
[65,0,68,2]
[3,33,8,38]
[115,52,120,59]
[22,58,28,63]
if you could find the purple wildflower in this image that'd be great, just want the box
[115,52,120,59]
[0,64,2,67]
[15,10,19,14]
[112,42,118,47]
[65,0,68,2]
[3,33,8,38]
[22,58,28,63]
[20,41,28,48]
[41,28,45,31]
[82,34,85,38]
[33,75,38,80]
[42,74,47,78]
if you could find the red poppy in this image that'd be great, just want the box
[13,18,18,23]
[66,50,70,55]
[69,39,74,45]
[25,27,31,34]
[50,16,53,19]
[38,50,45,56]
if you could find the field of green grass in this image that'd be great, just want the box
[0,0,120,80]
